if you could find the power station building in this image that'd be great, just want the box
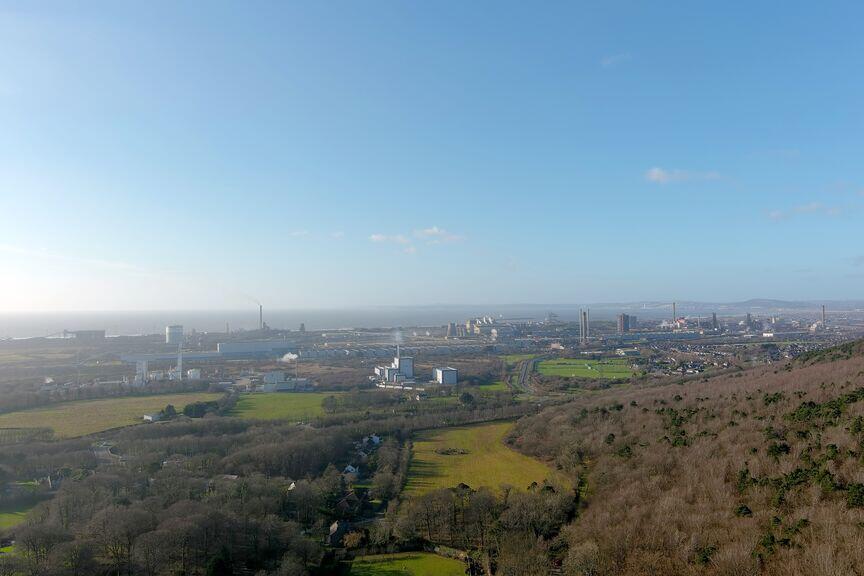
[374,347,415,384]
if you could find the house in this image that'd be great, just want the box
[336,491,361,516]
[142,413,162,423]
[362,434,381,446]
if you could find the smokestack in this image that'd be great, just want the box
[822,304,826,325]
[673,302,677,324]
[259,305,263,330]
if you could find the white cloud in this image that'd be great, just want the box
[330,231,345,239]
[600,52,632,68]
[645,167,720,184]
[370,226,464,254]
[369,233,411,245]
[289,230,309,237]
[414,225,463,244]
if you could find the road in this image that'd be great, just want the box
[515,355,549,393]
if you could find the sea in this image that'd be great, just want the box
[0,307,562,339]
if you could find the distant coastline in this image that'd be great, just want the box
[1,299,857,339]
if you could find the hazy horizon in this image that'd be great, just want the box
[0,298,853,339]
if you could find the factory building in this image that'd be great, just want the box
[166,325,183,345]
[393,354,414,379]
[260,371,311,392]
[434,367,458,385]
[216,340,296,357]
[64,329,106,341]
[374,346,415,384]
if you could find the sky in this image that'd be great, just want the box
[1,1,863,311]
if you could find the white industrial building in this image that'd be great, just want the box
[434,367,458,385]
[166,325,183,345]
[263,371,287,385]
[261,378,311,392]
[259,371,311,392]
[393,355,414,379]
[374,346,415,384]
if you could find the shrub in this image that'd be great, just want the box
[764,392,784,406]
[847,483,864,508]
[615,445,632,459]
[695,544,717,565]
[767,442,791,461]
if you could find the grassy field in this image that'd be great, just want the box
[503,353,537,367]
[348,552,465,576]
[0,393,222,438]
[405,421,563,495]
[0,502,37,529]
[475,380,509,391]
[538,357,634,379]
[229,392,338,421]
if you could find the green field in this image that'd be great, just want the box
[405,421,563,495]
[0,502,37,530]
[475,380,508,391]
[0,393,222,438]
[538,357,634,379]
[229,392,338,421]
[348,552,465,576]
[504,353,537,367]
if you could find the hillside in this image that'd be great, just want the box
[512,339,864,576]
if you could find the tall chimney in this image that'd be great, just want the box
[259,305,263,330]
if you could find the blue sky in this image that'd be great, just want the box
[1,1,863,310]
